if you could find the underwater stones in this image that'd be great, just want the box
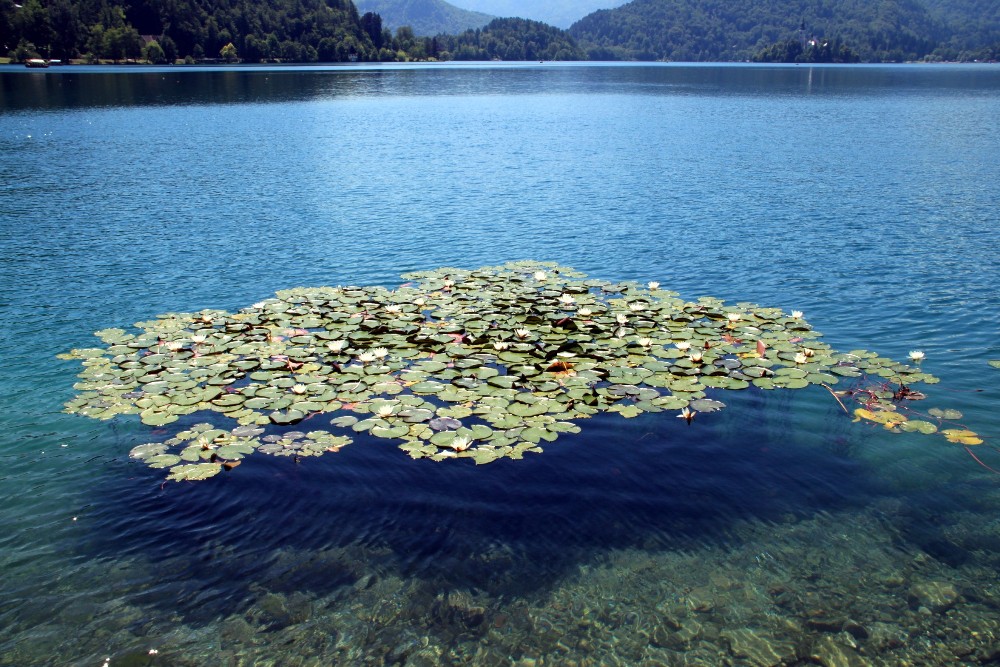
[720,627,795,667]
[220,616,257,645]
[60,260,951,482]
[808,635,873,667]
[908,580,960,613]
[432,590,486,630]
[252,592,312,631]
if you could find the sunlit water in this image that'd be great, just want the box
[2,62,1000,665]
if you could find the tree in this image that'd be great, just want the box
[143,39,166,63]
[361,12,383,49]
[220,41,237,62]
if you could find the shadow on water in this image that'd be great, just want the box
[74,389,892,624]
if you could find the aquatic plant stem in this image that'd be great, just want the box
[964,446,1000,476]
[821,383,849,414]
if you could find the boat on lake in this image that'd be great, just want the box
[25,59,49,68]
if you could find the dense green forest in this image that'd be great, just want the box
[436,17,584,60]
[568,0,998,62]
[3,0,998,63]
[2,0,381,62]
[355,0,492,36]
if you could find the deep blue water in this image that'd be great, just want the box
[2,62,1000,665]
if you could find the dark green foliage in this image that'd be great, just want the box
[752,37,860,63]
[3,0,996,64]
[568,0,993,63]
[355,0,493,36]
[434,17,586,60]
[2,0,378,62]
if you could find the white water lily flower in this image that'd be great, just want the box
[689,352,704,363]
[802,348,815,358]
[557,351,576,358]
[637,337,653,347]
[628,302,646,312]
[376,404,395,418]
[448,435,472,451]
[514,328,531,339]
[327,340,347,353]
[414,298,425,307]
[533,270,547,281]
[559,294,576,305]
[675,341,691,351]
[372,347,389,359]
[727,313,741,322]
[384,304,403,313]
[577,307,593,317]
[357,351,377,363]
[291,384,307,395]
[791,310,804,319]
[678,407,695,422]
[493,341,510,350]
[615,327,628,339]
[909,350,925,362]
[166,341,184,352]
[616,313,628,324]
[794,352,808,364]
[190,334,206,344]
[648,281,660,290]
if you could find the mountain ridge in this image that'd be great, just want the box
[567,0,997,62]
[355,0,493,36]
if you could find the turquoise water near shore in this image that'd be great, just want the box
[2,62,1000,665]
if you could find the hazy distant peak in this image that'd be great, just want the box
[447,0,628,28]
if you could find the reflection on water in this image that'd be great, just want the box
[2,63,1000,665]
[3,62,1000,111]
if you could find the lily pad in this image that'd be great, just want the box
[59,261,954,481]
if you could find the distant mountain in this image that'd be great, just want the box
[567,0,976,62]
[446,0,628,29]
[355,0,494,35]
[438,17,586,59]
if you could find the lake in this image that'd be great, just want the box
[2,62,1000,665]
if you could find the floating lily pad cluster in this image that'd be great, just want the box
[61,261,944,482]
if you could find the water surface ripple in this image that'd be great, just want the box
[2,63,999,665]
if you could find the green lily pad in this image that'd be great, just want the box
[60,261,954,481]
[167,463,223,481]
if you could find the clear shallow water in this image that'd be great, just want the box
[2,62,1000,665]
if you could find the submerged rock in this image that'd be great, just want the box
[908,580,960,613]
[808,635,873,667]
[720,627,795,666]
[252,591,313,630]
[433,589,486,629]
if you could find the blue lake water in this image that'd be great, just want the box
[2,62,1000,665]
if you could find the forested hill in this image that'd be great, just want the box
[568,0,999,62]
[2,0,381,62]
[437,17,585,60]
[4,0,998,63]
[354,0,493,36]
